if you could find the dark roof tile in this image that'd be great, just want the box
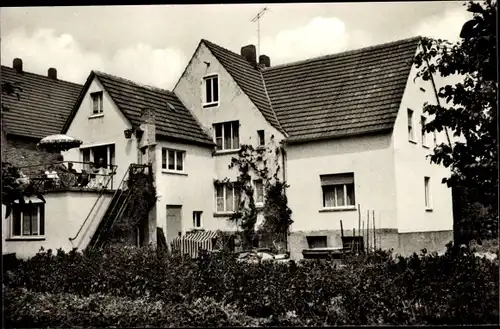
[1,66,82,139]
[81,71,213,146]
[262,36,421,142]
[201,40,286,136]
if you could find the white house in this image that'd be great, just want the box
[3,36,454,260]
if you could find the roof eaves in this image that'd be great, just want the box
[202,39,287,136]
[257,68,288,137]
[283,127,394,145]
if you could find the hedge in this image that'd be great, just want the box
[3,243,499,326]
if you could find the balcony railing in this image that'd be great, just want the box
[15,161,118,192]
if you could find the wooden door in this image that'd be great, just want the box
[166,205,182,245]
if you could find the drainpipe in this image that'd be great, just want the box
[280,140,289,253]
[139,108,158,247]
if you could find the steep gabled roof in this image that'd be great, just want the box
[62,71,214,146]
[262,37,421,143]
[201,39,286,136]
[1,65,82,139]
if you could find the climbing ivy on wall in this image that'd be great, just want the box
[223,137,293,251]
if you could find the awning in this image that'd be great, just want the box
[172,230,219,258]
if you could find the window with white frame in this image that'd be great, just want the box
[408,109,414,141]
[321,173,355,208]
[11,201,45,237]
[162,149,185,172]
[203,75,219,107]
[214,121,239,151]
[91,91,103,114]
[80,144,115,171]
[254,179,264,204]
[421,115,428,146]
[193,211,203,228]
[424,176,432,209]
[215,183,240,213]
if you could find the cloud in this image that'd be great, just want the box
[250,16,373,65]
[1,28,186,89]
[412,6,471,42]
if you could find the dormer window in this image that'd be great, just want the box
[203,75,219,108]
[91,91,103,115]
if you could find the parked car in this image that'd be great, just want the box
[236,248,291,263]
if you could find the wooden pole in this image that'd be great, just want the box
[357,204,361,237]
[340,220,344,238]
[362,221,365,253]
[367,210,370,253]
[373,210,376,251]
[353,228,355,236]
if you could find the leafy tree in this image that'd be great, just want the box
[413,0,497,242]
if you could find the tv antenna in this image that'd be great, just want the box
[251,6,270,58]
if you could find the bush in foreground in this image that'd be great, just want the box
[3,243,499,326]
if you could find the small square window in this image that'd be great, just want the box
[408,109,414,141]
[91,92,103,114]
[203,75,219,107]
[193,211,202,228]
[162,148,185,172]
[307,236,327,249]
[257,130,265,146]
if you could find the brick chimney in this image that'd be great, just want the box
[48,68,57,80]
[13,58,23,73]
[241,45,257,65]
[259,54,271,68]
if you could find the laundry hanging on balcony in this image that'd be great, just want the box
[37,134,83,153]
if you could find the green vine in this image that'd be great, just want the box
[225,139,292,251]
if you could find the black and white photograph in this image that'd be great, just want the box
[1,1,498,326]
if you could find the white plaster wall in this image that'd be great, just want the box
[285,133,397,233]
[62,77,139,186]
[392,54,454,233]
[154,139,237,239]
[3,192,112,259]
[174,42,285,228]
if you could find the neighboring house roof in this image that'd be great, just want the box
[1,65,82,139]
[201,39,287,136]
[62,71,214,146]
[200,36,421,143]
[263,37,421,143]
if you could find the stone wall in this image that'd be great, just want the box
[288,229,453,260]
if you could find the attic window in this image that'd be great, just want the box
[91,92,103,115]
[203,75,219,108]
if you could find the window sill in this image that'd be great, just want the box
[319,206,357,213]
[213,149,241,156]
[88,113,104,119]
[422,144,430,149]
[6,237,46,241]
[425,208,433,212]
[203,102,219,108]
[214,212,236,218]
[408,139,417,144]
[161,170,188,176]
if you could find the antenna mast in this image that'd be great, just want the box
[251,6,269,58]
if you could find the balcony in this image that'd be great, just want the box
[15,161,118,192]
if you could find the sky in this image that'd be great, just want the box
[0,2,472,90]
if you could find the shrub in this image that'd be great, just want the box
[4,243,499,326]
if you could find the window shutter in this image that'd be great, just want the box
[320,173,354,186]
